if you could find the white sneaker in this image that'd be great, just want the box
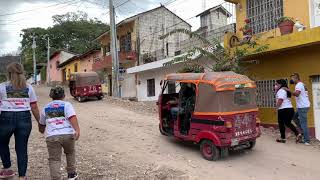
[304,142,311,146]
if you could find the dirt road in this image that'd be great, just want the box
[8,86,320,179]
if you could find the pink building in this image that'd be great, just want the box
[79,49,101,72]
[48,50,76,84]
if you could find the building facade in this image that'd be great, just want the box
[128,4,236,102]
[94,5,191,98]
[48,50,76,84]
[224,0,320,139]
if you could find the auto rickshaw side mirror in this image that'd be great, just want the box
[160,80,163,86]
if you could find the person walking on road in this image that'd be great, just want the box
[284,73,311,145]
[0,62,40,180]
[275,79,302,143]
[39,86,80,180]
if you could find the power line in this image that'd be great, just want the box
[0,0,81,26]
[0,0,78,17]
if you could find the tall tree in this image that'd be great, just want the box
[20,11,109,77]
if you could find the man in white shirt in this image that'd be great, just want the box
[286,73,311,145]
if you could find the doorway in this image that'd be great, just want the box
[310,0,320,27]
[311,75,320,140]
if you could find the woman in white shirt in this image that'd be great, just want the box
[275,79,302,143]
[0,63,40,180]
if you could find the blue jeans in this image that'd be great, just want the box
[297,108,310,143]
[171,107,179,120]
[0,111,32,177]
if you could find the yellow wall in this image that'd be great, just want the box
[61,60,80,81]
[230,0,311,40]
[244,44,320,127]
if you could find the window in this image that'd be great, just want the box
[120,32,132,52]
[147,79,155,97]
[234,91,251,106]
[168,82,176,94]
[247,0,284,34]
[256,80,277,108]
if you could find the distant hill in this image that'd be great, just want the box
[0,55,20,74]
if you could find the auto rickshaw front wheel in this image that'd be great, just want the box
[200,140,220,161]
[77,96,85,102]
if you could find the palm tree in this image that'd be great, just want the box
[160,28,268,74]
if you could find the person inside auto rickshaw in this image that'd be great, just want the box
[168,83,196,134]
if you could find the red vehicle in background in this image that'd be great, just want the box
[69,72,104,102]
[158,72,261,161]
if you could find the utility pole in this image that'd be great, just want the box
[47,36,50,85]
[109,0,120,97]
[32,34,37,85]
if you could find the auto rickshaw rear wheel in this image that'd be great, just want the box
[200,140,220,161]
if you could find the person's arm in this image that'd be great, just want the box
[69,116,80,140]
[66,103,80,140]
[276,99,284,109]
[38,108,46,134]
[29,85,40,122]
[31,103,40,123]
[282,87,301,97]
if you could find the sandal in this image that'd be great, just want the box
[276,138,286,143]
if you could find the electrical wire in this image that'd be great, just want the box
[0,0,79,17]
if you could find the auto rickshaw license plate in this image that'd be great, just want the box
[231,139,239,146]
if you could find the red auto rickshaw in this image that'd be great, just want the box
[158,71,261,161]
[69,72,104,102]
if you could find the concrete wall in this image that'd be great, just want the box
[79,51,100,72]
[200,9,228,31]
[138,7,191,64]
[48,51,76,83]
[49,54,62,82]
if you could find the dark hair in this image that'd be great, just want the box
[291,73,300,80]
[50,86,65,100]
[276,79,291,98]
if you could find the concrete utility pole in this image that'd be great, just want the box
[32,34,37,85]
[47,36,50,85]
[109,0,120,97]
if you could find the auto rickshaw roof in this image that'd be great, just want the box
[165,71,255,91]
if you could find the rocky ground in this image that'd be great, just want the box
[6,86,320,180]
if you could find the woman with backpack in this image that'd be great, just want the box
[275,79,302,143]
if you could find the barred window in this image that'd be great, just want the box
[247,0,284,34]
[256,80,276,108]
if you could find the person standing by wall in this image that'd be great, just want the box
[285,73,311,145]
[0,62,40,179]
[275,79,302,143]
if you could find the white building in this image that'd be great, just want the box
[127,4,235,102]
[94,5,191,98]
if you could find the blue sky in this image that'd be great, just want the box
[0,0,225,55]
